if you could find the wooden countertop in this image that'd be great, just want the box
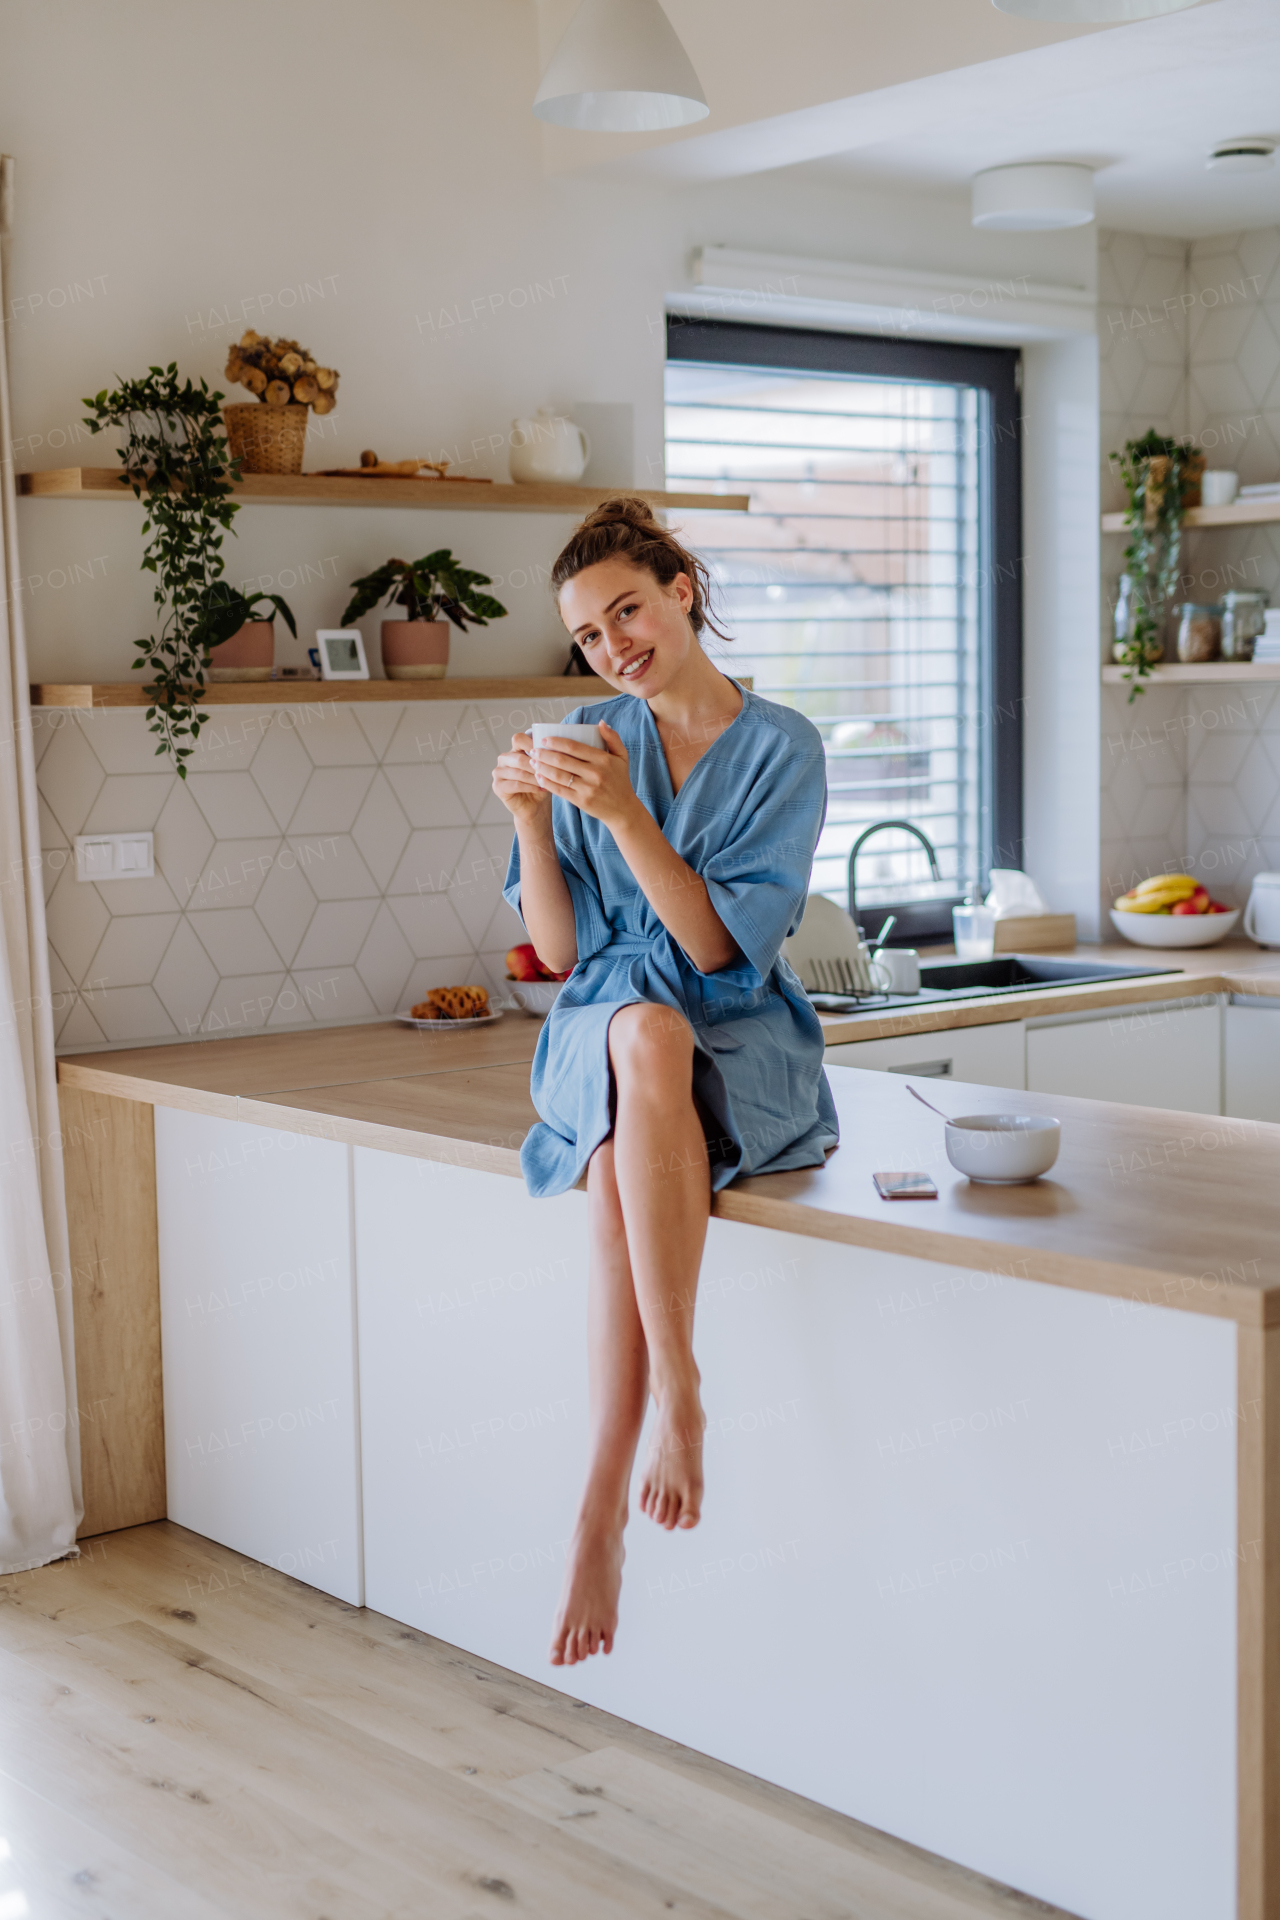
[59,983,1280,1328]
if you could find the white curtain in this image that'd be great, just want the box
[0,154,82,1572]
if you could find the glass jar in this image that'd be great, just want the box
[1175,603,1222,664]
[1221,590,1268,662]
[1112,574,1163,666]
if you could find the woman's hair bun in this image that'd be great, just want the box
[551,495,729,641]
[577,494,663,535]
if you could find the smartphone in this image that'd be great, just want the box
[873,1171,938,1201]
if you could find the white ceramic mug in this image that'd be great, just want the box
[530,722,604,751]
[1244,872,1280,947]
[509,410,591,484]
[1201,470,1239,507]
[871,947,921,994]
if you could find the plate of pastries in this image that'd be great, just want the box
[396,984,501,1030]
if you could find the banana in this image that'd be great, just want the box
[1115,893,1168,913]
[1135,873,1196,898]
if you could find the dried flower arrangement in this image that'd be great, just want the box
[224,332,339,413]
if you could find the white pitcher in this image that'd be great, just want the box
[1244,872,1280,948]
[509,408,590,484]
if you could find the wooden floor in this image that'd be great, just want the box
[0,1523,1080,1920]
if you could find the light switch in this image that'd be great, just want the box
[75,832,154,882]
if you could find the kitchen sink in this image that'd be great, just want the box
[917,954,1177,995]
[808,953,1180,1014]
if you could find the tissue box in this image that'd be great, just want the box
[993,913,1076,952]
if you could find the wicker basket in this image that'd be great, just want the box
[223,402,309,476]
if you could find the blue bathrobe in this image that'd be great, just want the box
[503,684,840,1198]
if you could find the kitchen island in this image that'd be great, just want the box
[57,946,1280,1920]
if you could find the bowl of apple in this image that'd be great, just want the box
[1111,874,1239,946]
[503,943,570,1013]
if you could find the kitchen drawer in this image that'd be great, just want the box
[1223,1000,1280,1122]
[824,1018,1025,1089]
[1026,999,1221,1115]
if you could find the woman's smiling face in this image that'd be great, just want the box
[558,559,696,698]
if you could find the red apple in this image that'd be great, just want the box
[506,943,543,982]
[1171,900,1200,915]
[1208,901,1230,913]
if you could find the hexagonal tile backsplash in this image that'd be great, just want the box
[36,695,579,1050]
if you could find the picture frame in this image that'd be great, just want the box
[315,629,370,681]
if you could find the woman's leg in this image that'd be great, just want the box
[607,1002,709,1533]
[550,1137,649,1666]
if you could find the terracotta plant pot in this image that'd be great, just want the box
[208,620,274,682]
[381,619,449,681]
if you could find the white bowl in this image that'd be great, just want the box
[944,1114,1061,1185]
[1109,906,1239,948]
[503,979,563,1015]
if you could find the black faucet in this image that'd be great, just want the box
[848,819,943,931]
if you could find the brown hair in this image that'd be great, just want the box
[550,495,730,641]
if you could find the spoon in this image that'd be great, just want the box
[869,914,897,956]
[906,1082,952,1122]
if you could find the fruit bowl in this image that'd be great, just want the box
[1110,907,1240,947]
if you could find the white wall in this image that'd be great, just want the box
[8,0,1105,1046]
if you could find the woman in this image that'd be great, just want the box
[492,498,837,1669]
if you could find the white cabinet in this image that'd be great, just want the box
[1223,1001,1280,1121]
[825,1018,1025,1089]
[1026,1000,1221,1116]
[352,1147,590,1651]
[154,1108,362,1603]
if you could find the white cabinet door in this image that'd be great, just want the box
[825,1018,1025,1089]
[1223,1003,1280,1121]
[154,1108,362,1603]
[1026,1001,1221,1115]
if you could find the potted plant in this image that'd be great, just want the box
[199,583,299,681]
[84,363,242,774]
[1110,430,1204,701]
[341,550,507,680]
[222,331,339,475]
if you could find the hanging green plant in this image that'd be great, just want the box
[83,364,242,775]
[1110,429,1202,703]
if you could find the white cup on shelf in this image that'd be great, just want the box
[1201,471,1240,507]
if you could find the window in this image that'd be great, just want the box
[665,319,1022,929]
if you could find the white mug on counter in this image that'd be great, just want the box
[871,947,921,994]
[1244,872,1280,947]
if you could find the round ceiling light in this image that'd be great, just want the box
[972,163,1095,231]
[993,0,1198,19]
[1206,141,1276,174]
[533,0,709,133]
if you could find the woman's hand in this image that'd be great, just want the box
[532,724,639,831]
[492,732,551,824]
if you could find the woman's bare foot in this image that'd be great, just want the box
[550,1512,626,1666]
[640,1386,705,1531]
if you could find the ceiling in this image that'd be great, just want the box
[545,0,1280,238]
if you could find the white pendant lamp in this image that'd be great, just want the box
[533,0,709,133]
[993,0,1197,18]
[972,163,1095,231]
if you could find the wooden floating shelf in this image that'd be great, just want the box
[17,468,749,515]
[1101,662,1280,685]
[1102,499,1280,532]
[30,675,610,710]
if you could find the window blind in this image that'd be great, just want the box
[665,346,996,914]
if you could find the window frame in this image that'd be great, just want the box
[665,316,1024,898]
